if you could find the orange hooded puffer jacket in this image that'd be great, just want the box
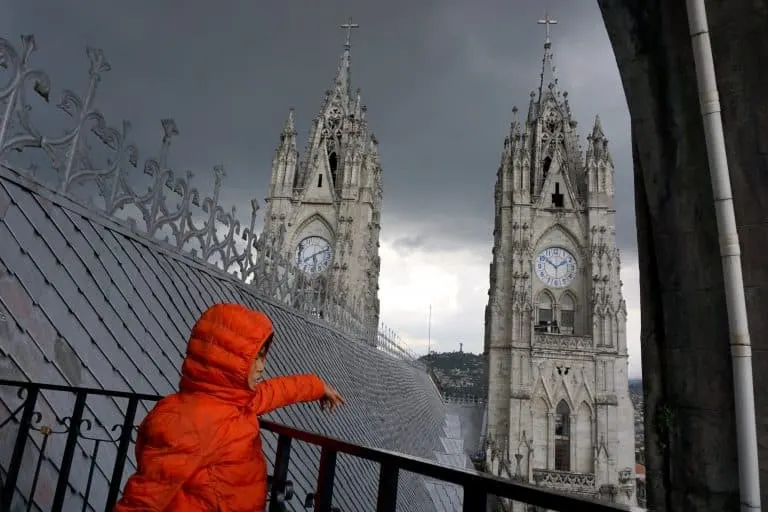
[113,303,326,512]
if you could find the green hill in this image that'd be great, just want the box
[419,351,486,398]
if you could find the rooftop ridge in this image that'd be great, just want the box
[0,34,419,367]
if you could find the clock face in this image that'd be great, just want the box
[295,236,333,275]
[535,247,577,288]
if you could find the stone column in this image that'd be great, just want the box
[572,410,579,472]
[547,412,555,469]
[598,0,768,509]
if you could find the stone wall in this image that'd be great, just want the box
[597,1,768,510]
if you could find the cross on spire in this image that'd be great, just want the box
[536,10,559,97]
[537,10,558,47]
[340,16,360,49]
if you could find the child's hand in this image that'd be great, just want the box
[319,383,345,413]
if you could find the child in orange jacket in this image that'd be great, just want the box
[114,303,345,512]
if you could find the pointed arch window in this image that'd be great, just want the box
[328,151,339,187]
[536,293,553,332]
[554,400,571,471]
[560,293,575,335]
[542,156,552,183]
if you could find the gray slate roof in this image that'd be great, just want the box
[424,402,486,511]
[445,402,486,459]
[0,168,451,512]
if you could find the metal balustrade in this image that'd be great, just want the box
[0,380,629,512]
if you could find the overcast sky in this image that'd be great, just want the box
[3,0,642,377]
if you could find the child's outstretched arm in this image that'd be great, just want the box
[252,374,338,416]
[113,408,211,511]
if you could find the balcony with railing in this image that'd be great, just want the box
[0,380,631,512]
[533,332,594,352]
[532,469,597,496]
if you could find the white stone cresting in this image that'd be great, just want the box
[483,12,637,510]
[0,32,412,364]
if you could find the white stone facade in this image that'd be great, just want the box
[262,36,383,334]
[483,29,636,508]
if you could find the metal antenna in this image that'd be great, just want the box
[428,304,432,355]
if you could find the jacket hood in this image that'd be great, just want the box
[179,303,274,402]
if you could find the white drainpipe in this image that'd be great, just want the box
[685,1,761,510]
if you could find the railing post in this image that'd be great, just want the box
[314,447,338,512]
[376,463,399,512]
[1,385,39,511]
[268,434,292,512]
[82,439,100,512]
[105,396,140,510]
[51,391,87,511]
[28,428,52,510]
[462,483,487,512]
[0,380,633,512]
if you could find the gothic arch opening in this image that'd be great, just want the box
[292,213,334,243]
[533,224,581,255]
[328,151,339,187]
[576,401,594,473]
[554,400,571,471]
[536,291,554,332]
[559,292,576,334]
[542,155,552,184]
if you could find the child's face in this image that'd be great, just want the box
[247,344,269,390]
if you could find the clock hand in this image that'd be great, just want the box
[301,251,319,265]
[301,246,331,265]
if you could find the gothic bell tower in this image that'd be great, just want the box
[263,18,382,333]
[483,12,636,508]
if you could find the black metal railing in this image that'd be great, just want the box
[0,380,629,512]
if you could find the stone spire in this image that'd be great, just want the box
[585,114,615,207]
[325,16,359,109]
[269,108,299,199]
[529,11,575,126]
[586,114,612,165]
[280,108,297,145]
[537,10,559,101]
[353,87,363,119]
[296,19,361,189]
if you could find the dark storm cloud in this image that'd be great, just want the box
[2,0,636,258]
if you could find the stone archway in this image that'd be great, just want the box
[598,1,768,510]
